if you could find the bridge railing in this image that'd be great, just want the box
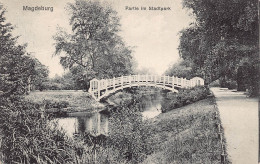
[89,75,204,101]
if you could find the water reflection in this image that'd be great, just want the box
[139,93,162,119]
[142,103,161,119]
[56,112,109,137]
[56,92,163,137]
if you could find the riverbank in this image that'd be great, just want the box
[142,97,228,163]
[23,89,228,163]
[24,88,160,113]
[24,90,104,113]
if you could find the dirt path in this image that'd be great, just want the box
[211,87,258,164]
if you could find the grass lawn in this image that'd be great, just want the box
[24,90,104,113]
[142,97,229,164]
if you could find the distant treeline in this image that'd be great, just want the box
[41,72,81,91]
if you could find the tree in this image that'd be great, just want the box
[135,67,157,75]
[54,0,134,90]
[29,57,49,91]
[0,5,49,95]
[0,6,31,96]
[178,0,258,95]
[165,59,198,79]
[44,72,79,90]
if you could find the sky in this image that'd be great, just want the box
[1,0,193,77]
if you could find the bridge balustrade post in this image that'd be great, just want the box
[172,76,174,89]
[167,75,169,84]
[191,79,195,87]
[163,75,165,88]
[187,79,191,88]
[129,75,131,86]
[146,74,148,86]
[105,79,108,93]
[137,74,140,86]
[91,81,96,98]
[154,75,157,87]
[113,77,115,91]
[121,75,123,89]
[99,80,102,91]
[152,75,154,85]
[89,80,92,93]
[97,80,100,100]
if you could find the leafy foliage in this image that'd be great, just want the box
[43,72,78,90]
[177,0,258,95]
[0,97,73,163]
[0,96,126,164]
[108,101,151,163]
[0,5,49,95]
[54,0,135,90]
[29,57,49,91]
[161,86,210,113]
[165,59,195,79]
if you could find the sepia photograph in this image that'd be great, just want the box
[0,0,259,163]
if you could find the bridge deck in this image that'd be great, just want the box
[89,75,204,101]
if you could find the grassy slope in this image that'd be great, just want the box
[24,90,104,112]
[142,97,227,164]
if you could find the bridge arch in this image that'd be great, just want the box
[88,75,204,101]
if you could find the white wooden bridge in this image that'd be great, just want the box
[88,75,204,101]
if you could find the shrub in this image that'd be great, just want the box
[0,96,77,163]
[226,79,237,90]
[0,96,141,163]
[161,86,210,113]
[42,99,69,109]
[209,79,221,87]
[107,102,151,163]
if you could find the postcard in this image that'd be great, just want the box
[0,0,258,163]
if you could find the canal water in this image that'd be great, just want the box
[54,92,163,138]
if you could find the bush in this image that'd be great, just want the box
[42,100,69,109]
[41,81,64,90]
[1,95,151,163]
[161,86,210,113]
[226,80,237,90]
[209,79,221,87]
[0,96,128,163]
[107,102,151,163]
[0,97,77,163]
